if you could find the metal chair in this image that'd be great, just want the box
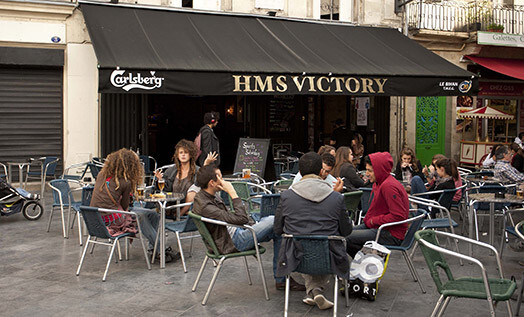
[47,179,83,239]
[356,187,373,225]
[282,234,349,317]
[512,220,524,316]
[259,194,280,218]
[25,156,59,197]
[415,229,516,317]
[468,185,512,242]
[375,209,428,293]
[87,162,103,180]
[408,195,462,265]
[230,181,272,216]
[151,202,196,273]
[61,162,89,181]
[342,190,363,221]
[0,162,7,179]
[189,212,269,305]
[76,206,151,281]
[139,155,157,185]
[69,185,95,246]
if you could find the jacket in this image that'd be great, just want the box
[364,152,409,240]
[193,189,252,254]
[198,125,220,166]
[337,162,365,192]
[161,165,199,193]
[394,160,425,181]
[274,175,352,279]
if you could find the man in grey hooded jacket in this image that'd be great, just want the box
[274,152,352,310]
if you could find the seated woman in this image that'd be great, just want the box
[394,148,425,182]
[90,148,177,262]
[332,146,364,192]
[155,139,217,216]
[511,142,524,173]
[422,158,454,218]
[351,133,364,167]
[482,143,502,168]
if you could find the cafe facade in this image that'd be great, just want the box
[0,0,478,173]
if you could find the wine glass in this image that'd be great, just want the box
[158,179,165,193]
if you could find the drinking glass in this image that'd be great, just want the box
[158,179,165,193]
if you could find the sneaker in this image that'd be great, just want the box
[312,288,334,310]
[302,293,315,306]
[165,246,179,263]
[510,240,524,252]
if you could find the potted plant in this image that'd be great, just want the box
[487,23,504,32]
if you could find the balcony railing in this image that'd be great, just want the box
[408,0,524,35]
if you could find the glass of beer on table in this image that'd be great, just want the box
[158,179,165,193]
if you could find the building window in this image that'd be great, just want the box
[182,0,192,7]
[321,0,339,20]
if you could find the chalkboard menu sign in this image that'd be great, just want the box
[233,138,271,178]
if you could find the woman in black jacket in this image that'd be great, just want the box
[394,147,425,182]
[332,146,365,192]
[426,157,457,217]
[511,142,524,173]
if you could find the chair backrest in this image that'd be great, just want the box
[274,162,285,178]
[139,155,156,175]
[82,186,94,206]
[49,179,72,207]
[0,163,7,178]
[437,188,459,211]
[343,190,363,219]
[398,209,427,249]
[359,187,373,217]
[188,212,222,256]
[231,182,253,209]
[415,229,454,293]
[274,179,293,187]
[87,163,102,180]
[285,235,332,275]
[260,194,280,218]
[279,173,295,180]
[79,206,114,239]
[287,159,299,174]
[465,170,494,179]
[43,157,59,176]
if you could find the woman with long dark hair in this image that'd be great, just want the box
[510,142,524,173]
[332,146,364,192]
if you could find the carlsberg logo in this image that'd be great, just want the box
[110,69,165,91]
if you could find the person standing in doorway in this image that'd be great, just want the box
[197,112,220,167]
[329,119,352,149]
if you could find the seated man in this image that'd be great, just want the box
[192,165,305,291]
[346,153,409,257]
[494,145,524,184]
[292,153,339,189]
[275,152,352,310]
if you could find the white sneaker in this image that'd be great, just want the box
[312,289,334,310]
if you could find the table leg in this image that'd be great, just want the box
[490,202,495,255]
[469,202,474,256]
[18,164,24,189]
[160,200,166,269]
[7,164,12,184]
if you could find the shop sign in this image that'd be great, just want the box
[233,75,389,94]
[479,82,524,96]
[478,31,524,48]
[110,69,165,91]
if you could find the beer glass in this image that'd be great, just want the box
[158,179,165,193]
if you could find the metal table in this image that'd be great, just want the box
[7,161,32,188]
[468,193,523,255]
[466,177,504,186]
[141,192,185,268]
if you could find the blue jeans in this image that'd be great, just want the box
[346,224,401,258]
[410,176,429,211]
[232,215,283,283]
[130,207,159,250]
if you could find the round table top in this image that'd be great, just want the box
[140,192,185,202]
[469,193,523,204]
[467,177,504,184]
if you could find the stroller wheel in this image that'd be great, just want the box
[22,201,43,221]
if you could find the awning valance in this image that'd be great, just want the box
[457,106,514,120]
[80,2,478,96]
[466,56,524,81]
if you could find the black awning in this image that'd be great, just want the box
[81,2,477,96]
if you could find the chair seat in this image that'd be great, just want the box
[206,245,266,260]
[383,244,407,251]
[71,202,83,212]
[109,232,135,240]
[422,218,459,229]
[442,277,516,301]
[62,175,82,181]
[506,226,518,237]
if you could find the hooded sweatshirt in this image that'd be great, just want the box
[364,152,409,240]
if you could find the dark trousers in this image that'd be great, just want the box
[346,224,401,258]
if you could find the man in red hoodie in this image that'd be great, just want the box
[346,152,409,257]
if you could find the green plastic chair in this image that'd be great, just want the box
[229,181,271,215]
[188,212,269,305]
[342,190,363,220]
[415,229,516,317]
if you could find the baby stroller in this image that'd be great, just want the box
[0,177,43,220]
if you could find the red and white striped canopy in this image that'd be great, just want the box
[457,106,514,120]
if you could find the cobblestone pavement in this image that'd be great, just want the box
[0,187,523,316]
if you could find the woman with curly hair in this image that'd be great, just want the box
[332,146,364,192]
[90,149,173,260]
[155,139,217,215]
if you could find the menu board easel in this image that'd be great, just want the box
[234,138,274,180]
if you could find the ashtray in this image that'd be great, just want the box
[495,192,505,199]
